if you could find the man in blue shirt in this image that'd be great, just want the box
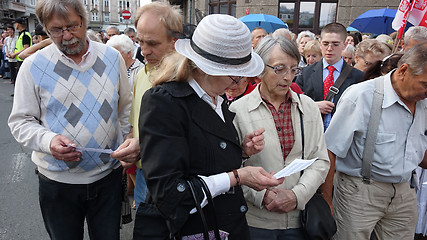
[325,42,427,240]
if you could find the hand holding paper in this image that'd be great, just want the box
[273,158,318,179]
[66,144,114,154]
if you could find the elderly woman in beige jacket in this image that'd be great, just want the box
[229,36,330,239]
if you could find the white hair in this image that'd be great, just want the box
[296,30,315,44]
[272,28,292,40]
[343,44,355,53]
[106,34,134,56]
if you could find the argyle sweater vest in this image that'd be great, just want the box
[27,42,124,174]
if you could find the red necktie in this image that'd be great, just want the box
[323,65,335,99]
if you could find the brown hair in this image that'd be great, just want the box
[36,0,88,32]
[134,2,183,38]
[321,22,347,42]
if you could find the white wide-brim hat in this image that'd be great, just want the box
[175,14,264,77]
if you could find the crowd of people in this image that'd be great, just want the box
[5,0,427,239]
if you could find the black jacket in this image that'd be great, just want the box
[138,81,250,239]
[295,60,364,114]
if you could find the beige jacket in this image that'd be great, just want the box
[229,85,330,230]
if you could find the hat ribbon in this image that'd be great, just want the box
[189,40,252,65]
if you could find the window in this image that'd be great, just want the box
[91,12,98,21]
[104,0,109,7]
[209,0,236,17]
[319,3,337,28]
[104,13,110,22]
[279,0,338,34]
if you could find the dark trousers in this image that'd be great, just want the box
[249,226,307,240]
[8,61,16,83]
[38,167,122,240]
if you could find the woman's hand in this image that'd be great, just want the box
[230,166,283,191]
[242,128,265,157]
[265,188,297,213]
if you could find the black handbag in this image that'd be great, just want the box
[297,94,337,240]
[133,177,223,240]
[301,191,337,240]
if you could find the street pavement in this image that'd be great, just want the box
[0,77,135,239]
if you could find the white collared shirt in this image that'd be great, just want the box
[188,78,225,122]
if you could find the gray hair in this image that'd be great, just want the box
[87,29,101,42]
[106,34,134,56]
[272,28,292,40]
[124,27,136,35]
[398,41,427,75]
[255,36,300,78]
[404,26,427,45]
[36,0,88,32]
[106,25,120,34]
[343,44,355,54]
[296,30,315,45]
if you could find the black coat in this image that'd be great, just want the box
[295,60,364,114]
[138,81,250,239]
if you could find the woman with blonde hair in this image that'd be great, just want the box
[353,39,391,72]
[134,14,283,239]
[302,39,321,66]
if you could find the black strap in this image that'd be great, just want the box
[186,179,210,240]
[197,177,221,239]
[324,63,353,101]
[297,94,304,159]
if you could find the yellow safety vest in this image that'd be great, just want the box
[15,31,32,61]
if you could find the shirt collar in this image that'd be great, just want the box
[383,70,401,109]
[188,78,224,109]
[322,58,344,72]
[259,86,292,105]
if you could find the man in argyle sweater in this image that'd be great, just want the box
[8,0,139,239]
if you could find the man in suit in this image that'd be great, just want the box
[295,23,364,131]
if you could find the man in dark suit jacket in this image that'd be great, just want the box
[295,23,364,130]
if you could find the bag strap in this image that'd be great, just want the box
[186,179,210,240]
[197,177,221,240]
[324,63,353,101]
[361,77,384,183]
[297,94,306,180]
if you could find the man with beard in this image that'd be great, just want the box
[8,0,140,239]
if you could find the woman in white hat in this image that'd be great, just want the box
[134,14,283,239]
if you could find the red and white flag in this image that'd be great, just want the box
[392,0,427,38]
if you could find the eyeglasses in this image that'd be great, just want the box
[265,64,302,77]
[320,41,343,48]
[48,17,82,38]
[228,76,244,84]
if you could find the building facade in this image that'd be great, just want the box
[0,0,37,32]
[177,0,401,34]
[84,0,141,32]
[0,0,141,33]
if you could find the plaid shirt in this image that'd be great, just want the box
[261,91,294,161]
